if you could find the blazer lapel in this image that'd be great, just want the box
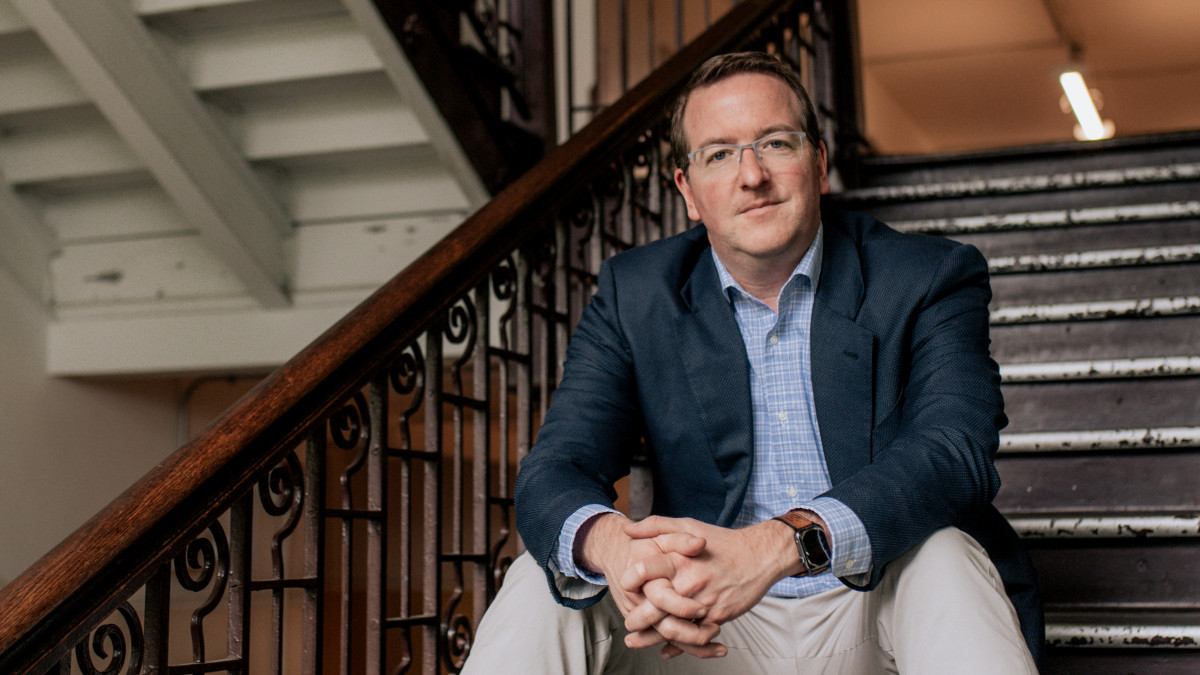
[812,219,877,484]
[675,248,754,524]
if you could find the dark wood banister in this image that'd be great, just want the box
[0,1,798,670]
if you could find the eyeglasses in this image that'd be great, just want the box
[686,131,807,178]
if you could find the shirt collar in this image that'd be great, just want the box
[712,224,824,303]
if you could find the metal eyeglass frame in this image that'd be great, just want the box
[686,130,807,172]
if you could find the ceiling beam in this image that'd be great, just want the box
[47,305,352,376]
[12,0,293,308]
[0,169,56,305]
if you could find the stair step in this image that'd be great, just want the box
[956,219,1200,260]
[999,427,1200,453]
[988,244,1200,275]
[854,179,1200,224]
[995,450,1200,510]
[1046,610,1200,673]
[891,200,1200,236]
[856,131,1200,187]
[1028,541,1200,609]
[992,316,1200,365]
[1002,378,1200,432]
[1007,513,1200,539]
[842,162,1200,204]
[991,296,1200,325]
[1000,356,1200,383]
[990,264,1200,308]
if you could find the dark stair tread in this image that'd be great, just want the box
[888,200,1200,236]
[992,316,1200,363]
[1031,542,1200,608]
[1001,377,1200,433]
[990,265,1200,307]
[995,453,1200,511]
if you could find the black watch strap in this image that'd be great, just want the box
[773,510,831,576]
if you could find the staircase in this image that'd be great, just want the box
[834,132,1200,674]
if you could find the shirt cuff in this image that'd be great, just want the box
[802,497,872,578]
[550,504,620,586]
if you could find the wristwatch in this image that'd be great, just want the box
[772,510,831,576]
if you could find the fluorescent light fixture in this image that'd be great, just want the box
[1059,70,1114,141]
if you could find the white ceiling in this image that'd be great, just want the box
[0,0,486,376]
[857,0,1200,155]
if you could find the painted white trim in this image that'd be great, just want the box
[992,296,1200,324]
[1000,427,1200,453]
[1000,356,1200,383]
[47,305,353,376]
[1046,621,1200,649]
[1009,513,1200,539]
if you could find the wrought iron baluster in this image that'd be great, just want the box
[227,492,252,673]
[552,219,571,389]
[441,295,481,673]
[385,341,426,673]
[143,563,171,673]
[489,255,523,587]
[471,280,491,619]
[367,376,388,675]
[423,328,443,674]
[527,230,559,421]
[303,431,326,675]
[331,392,371,675]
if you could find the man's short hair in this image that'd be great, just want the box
[669,51,822,172]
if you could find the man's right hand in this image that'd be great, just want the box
[577,513,728,659]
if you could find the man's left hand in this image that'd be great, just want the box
[619,516,803,652]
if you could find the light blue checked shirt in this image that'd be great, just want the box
[552,226,872,597]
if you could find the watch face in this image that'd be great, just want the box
[800,527,830,567]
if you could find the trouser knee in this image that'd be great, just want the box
[462,553,623,675]
[897,527,1006,594]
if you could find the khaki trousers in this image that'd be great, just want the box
[463,527,1037,674]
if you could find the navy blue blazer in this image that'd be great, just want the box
[514,208,1042,657]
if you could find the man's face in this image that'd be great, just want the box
[673,73,830,271]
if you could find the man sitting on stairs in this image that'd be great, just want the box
[463,51,1042,674]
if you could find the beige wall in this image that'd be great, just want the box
[0,265,257,588]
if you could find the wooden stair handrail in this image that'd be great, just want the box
[0,0,796,670]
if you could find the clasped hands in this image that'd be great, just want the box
[580,513,803,660]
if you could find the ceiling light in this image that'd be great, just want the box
[1059,70,1114,141]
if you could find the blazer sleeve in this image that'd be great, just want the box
[823,242,1007,590]
[514,258,645,607]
